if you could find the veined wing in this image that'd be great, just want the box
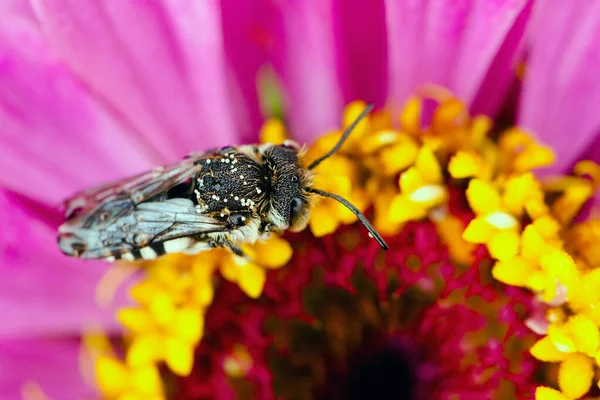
[58,152,229,260]
[62,152,209,220]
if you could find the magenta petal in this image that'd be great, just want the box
[0,190,128,338]
[518,0,600,173]
[1,0,36,20]
[0,338,94,400]
[469,0,533,115]
[577,137,600,166]
[0,16,156,204]
[386,0,532,115]
[33,0,242,161]
[333,0,389,106]
[270,0,345,143]
[219,0,272,143]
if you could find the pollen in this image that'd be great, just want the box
[222,345,253,378]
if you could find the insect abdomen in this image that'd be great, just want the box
[106,236,217,262]
[108,242,166,262]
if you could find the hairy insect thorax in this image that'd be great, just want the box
[193,144,313,238]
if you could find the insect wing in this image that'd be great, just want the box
[63,153,205,219]
[58,153,228,259]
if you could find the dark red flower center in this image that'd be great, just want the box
[169,211,540,399]
[344,341,414,400]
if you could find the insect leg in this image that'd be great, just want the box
[210,236,260,265]
[190,234,263,267]
[222,240,247,259]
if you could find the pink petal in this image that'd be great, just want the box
[0,189,129,338]
[270,0,345,143]
[517,0,600,173]
[0,0,35,20]
[469,0,533,115]
[386,0,532,115]
[219,0,272,143]
[0,338,94,400]
[332,0,389,106]
[33,0,243,161]
[0,13,156,204]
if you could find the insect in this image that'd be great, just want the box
[58,104,388,262]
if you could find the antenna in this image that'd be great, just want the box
[307,188,388,250]
[308,103,374,170]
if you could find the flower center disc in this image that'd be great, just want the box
[345,344,415,400]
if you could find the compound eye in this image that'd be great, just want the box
[289,197,304,221]
[229,213,248,227]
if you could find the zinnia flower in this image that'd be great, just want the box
[2,1,600,399]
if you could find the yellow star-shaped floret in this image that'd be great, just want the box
[448,151,487,179]
[544,160,600,227]
[409,89,494,159]
[388,146,447,224]
[462,179,521,261]
[118,293,204,376]
[220,235,292,298]
[83,330,165,400]
[463,173,554,261]
[531,315,599,400]
[96,355,165,400]
[568,220,600,269]
[491,222,577,303]
[568,268,600,323]
[360,130,420,177]
[498,128,555,173]
[306,155,370,237]
[117,236,292,377]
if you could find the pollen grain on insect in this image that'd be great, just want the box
[256,188,262,194]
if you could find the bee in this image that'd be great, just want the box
[58,104,388,262]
